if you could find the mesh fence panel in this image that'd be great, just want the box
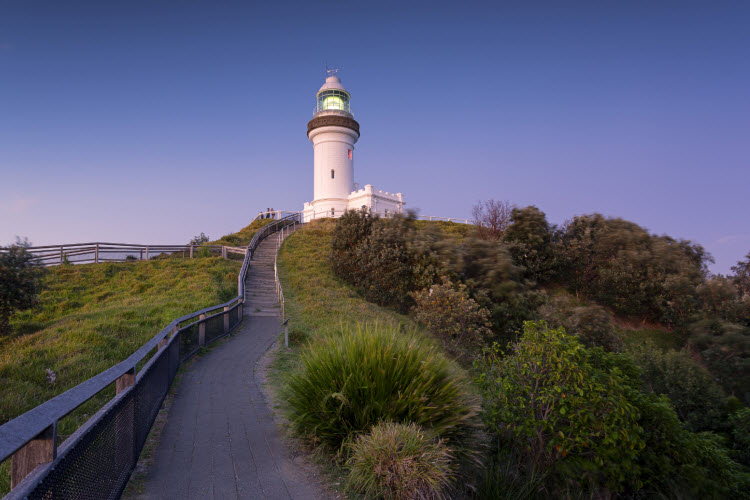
[134,347,170,453]
[204,313,225,344]
[230,305,241,330]
[28,390,136,500]
[179,323,200,364]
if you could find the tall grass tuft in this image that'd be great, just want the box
[281,323,480,457]
[347,421,454,499]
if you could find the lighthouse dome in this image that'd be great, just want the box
[318,75,346,92]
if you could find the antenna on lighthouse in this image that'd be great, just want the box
[325,65,340,78]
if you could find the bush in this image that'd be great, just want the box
[730,408,750,467]
[477,321,750,496]
[411,277,492,351]
[688,318,750,404]
[540,295,622,352]
[347,421,454,499]
[629,345,727,432]
[0,238,45,336]
[330,208,375,283]
[476,321,644,492]
[282,323,480,456]
[555,214,710,324]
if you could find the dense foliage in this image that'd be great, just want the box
[0,239,45,336]
[476,321,750,497]
[307,208,750,497]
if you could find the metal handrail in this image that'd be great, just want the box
[0,214,300,491]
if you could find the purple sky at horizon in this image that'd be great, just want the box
[1,0,748,274]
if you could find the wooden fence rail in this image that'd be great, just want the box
[18,243,248,267]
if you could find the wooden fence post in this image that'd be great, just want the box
[238,299,243,318]
[198,314,206,346]
[95,243,99,264]
[145,246,149,260]
[60,246,63,265]
[115,367,135,394]
[223,306,230,333]
[189,245,194,259]
[11,424,56,490]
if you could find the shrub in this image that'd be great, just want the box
[476,321,644,492]
[688,318,750,404]
[540,295,622,352]
[629,344,727,432]
[555,214,710,324]
[729,408,750,467]
[347,421,454,499]
[0,238,45,336]
[330,208,375,283]
[411,277,492,350]
[195,246,212,258]
[282,323,480,456]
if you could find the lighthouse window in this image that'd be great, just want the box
[348,149,352,160]
[331,208,335,216]
[331,169,335,179]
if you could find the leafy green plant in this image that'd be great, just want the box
[476,321,645,492]
[281,323,480,457]
[347,421,454,499]
[729,408,750,466]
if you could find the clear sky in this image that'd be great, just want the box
[1,0,748,274]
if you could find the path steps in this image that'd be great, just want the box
[138,233,321,500]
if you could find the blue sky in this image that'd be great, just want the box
[1,0,748,274]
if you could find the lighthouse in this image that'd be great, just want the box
[302,71,405,221]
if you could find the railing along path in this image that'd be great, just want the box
[0,214,300,500]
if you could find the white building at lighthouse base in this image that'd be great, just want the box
[302,184,405,222]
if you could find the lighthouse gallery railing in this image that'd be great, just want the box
[0,214,300,499]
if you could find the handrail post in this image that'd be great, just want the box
[60,245,63,265]
[223,306,229,333]
[11,423,56,490]
[198,314,206,346]
[95,243,99,264]
[189,245,194,259]
[116,367,136,394]
[145,246,149,260]
[238,298,243,318]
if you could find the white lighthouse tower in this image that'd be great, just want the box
[302,71,405,221]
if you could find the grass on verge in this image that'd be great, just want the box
[271,220,465,494]
[0,256,240,495]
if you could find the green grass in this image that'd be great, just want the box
[0,255,241,494]
[272,220,481,496]
[210,217,277,246]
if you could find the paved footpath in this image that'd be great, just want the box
[140,235,323,500]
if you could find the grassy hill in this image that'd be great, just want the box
[0,255,241,493]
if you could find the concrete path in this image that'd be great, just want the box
[140,233,322,499]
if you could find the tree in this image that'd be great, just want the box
[503,206,556,283]
[188,232,210,245]
[472,199,514,241]
[0,238,45,335]
[732,252,750,297]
